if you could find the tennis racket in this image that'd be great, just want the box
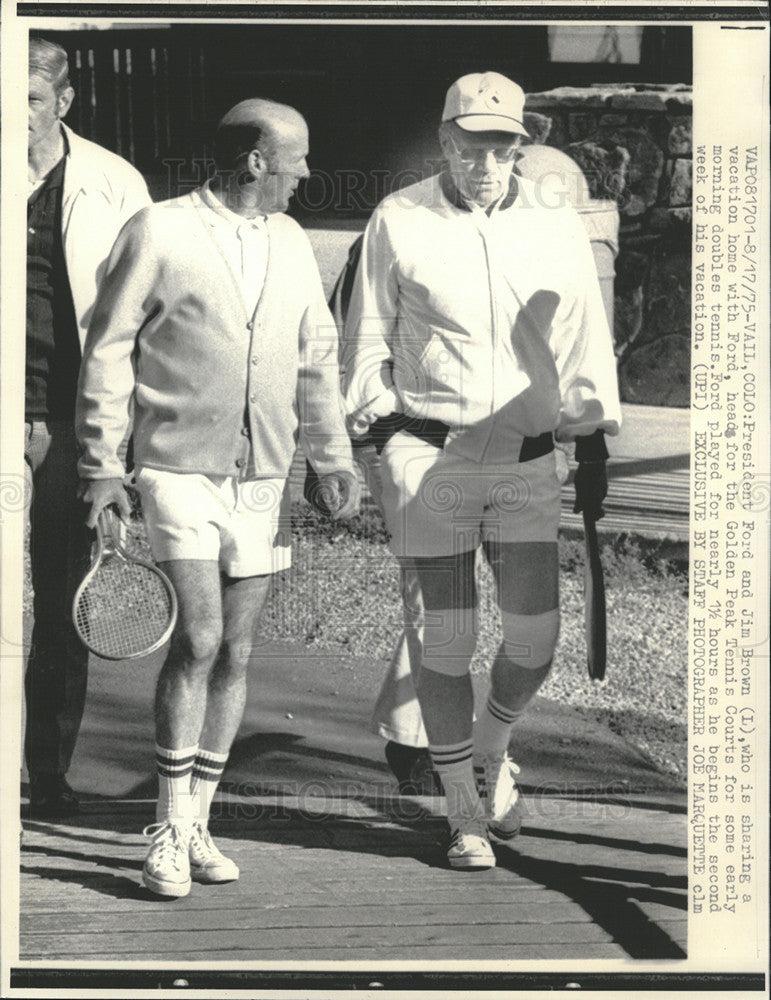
[583,510,607,681]
[72,510,177,660]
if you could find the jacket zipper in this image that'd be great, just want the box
[479,229,497,464]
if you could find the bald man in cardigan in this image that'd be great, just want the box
[76,99,358,898]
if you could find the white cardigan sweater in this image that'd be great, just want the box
[76,191,354,483]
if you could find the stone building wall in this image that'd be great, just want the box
[524,84,693,407]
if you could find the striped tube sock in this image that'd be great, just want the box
[155,744,197,824]
[190,748,229,824]
[473,694,525,757]
[429,740,484,826]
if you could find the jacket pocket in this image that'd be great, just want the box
[412,328,465,396]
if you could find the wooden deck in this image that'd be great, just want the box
[18,789,686,966]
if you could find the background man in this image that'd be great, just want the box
[77,98,359,897]
[343,72,621,869]
[25,36,150,817]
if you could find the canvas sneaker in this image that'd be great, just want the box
[473,752,523,841]
[141,820,192,897]
[189,822,239,884]
[447,818,496,870]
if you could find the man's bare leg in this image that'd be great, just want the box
[472,539,560,839]
[413,551,477,747]
[480,540,559,723]
[142,559,222,897]
[154,560,224,751]
[186,573,272,884]
[197,573,272,755]
[411,551,492,866]
[190,573,271,822]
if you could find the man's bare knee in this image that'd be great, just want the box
[216,635,255,676]
[171,620,223,666]
[500,609,560,669]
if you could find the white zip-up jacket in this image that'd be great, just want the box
[58,123,151,348]
[342,172,621,464]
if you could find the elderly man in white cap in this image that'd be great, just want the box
[343,72,621,869]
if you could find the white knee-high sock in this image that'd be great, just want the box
[429,739,484,826]
[473,693,525,757]
[155,744,197,823]
[190,748,229,825]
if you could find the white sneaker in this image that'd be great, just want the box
[447,819,496,870]
[141,820,192,897]
[189,822,239,884]
[474,752,523,841]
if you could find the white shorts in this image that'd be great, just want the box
[134,467,292,577]
[378,433,561,558]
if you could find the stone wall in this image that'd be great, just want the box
[524,84,692,407]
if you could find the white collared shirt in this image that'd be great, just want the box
[198,181,269,318]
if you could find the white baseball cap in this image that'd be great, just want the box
[442,72,529,137]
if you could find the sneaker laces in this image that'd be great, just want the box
[449,817,488,846]
[475,753,520,811]
[476,752,520,787]
[142,820,190,871]
[190,822,223,860]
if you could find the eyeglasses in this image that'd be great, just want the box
[448,135,520,165]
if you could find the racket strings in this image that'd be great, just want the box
[73,553,174,659]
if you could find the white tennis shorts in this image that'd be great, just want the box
[378,433,561,557]
[134,467,292,577]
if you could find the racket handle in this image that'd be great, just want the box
[97,508,128,553]
[583,510,607,681]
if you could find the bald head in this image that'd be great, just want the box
[214,98,306,172]
[211,97,310,216]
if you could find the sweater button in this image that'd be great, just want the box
[235,458,246,468]
[251,356,259,365]
[240,426,250,437]
[247,321,254,330]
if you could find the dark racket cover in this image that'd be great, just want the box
[583,510,607,681]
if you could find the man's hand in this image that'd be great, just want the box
[309,470,361,521]
[573,461,608,522]
[79,477,132,529]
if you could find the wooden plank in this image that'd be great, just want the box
[523,816,688,844]
[19,885,575,917]
[20,888,572,921]
[518,825,689,852]
[19,942,628,961]
[23,831,688,860]
[632,901,687,922]
[20,919,615,959]
[21,899,601,936]
[21,855,687,902]
[21,861,686,901]
[22,820,687,856]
